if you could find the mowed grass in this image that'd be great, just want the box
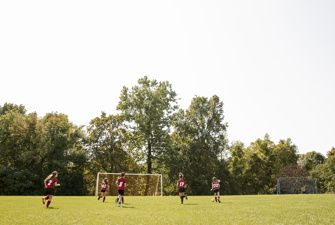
[0,195,335,224]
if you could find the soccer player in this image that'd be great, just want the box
[116,172,127,207]
[98,178,109,202]
[211,177,221,203]
[42,171,60,208]
[176,172,187,204]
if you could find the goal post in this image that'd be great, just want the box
[95,172,163,196]
[276,177,317,195]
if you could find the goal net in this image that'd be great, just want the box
[95,173,163,196]
[276,177,317,194]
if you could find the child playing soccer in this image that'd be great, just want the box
[211,177,221,203]
[42,171,60,208]
[116,172,127,207]
[176,172,187,204]
[98,178,109,202]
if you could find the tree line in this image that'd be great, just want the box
[1,76,334,195]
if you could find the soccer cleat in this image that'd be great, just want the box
[218,199,221,203]
[42,198,45,204]
[118,201,121,207]
[98,196,100,200]
[185,194,188,200]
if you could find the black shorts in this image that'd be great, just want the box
[179,188,186,193]
[213,189,220,193]
[101,190,106,193]
[46,188,54,195]
[118,190,125,195]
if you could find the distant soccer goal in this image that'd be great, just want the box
[95,173,163,196]
[276,177,317,195]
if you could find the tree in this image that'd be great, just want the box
[86,112,138,174]
[298,151,326,171]
[241,134,275,194]
[0,103,26,116]
[228,141,245,194]
[273,138,298,175]
[276,164,310,178]
[310,147,335,193]
[38,112,88,195]
[169,95,228,195]
[117,76,179,174]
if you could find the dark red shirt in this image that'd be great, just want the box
[46,178,58,189]
[177,179,186,188]
[117,177,127,190]
[101,182,109,191]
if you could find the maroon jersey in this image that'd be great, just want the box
[177,179,186,188]
[101,182,109,191]
[46,177,58,189]
[212,182,220,190]
[117,177,127,190]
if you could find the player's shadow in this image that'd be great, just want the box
[45,207,59,210]
[184,203,198,205]
[121,203,135,209]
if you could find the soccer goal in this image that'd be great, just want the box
[276,177,317,194]
[95,173,163,196]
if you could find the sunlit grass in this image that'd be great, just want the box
[0,195,334,224]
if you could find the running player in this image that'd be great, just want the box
[116,172,127,207]
[98,178,109,202]
[42,171,60,208]
[176,172,187,204]
[211,177,221,203]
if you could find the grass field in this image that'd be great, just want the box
[0,195,334,224]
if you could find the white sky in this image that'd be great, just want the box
[1,1,335,156]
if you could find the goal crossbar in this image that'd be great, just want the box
[96,172,163,196]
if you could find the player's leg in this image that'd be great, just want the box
[42,195,49,204]
[103,192,106,202]
[217,191,221,203]
[46,195,53,208]
[179,191,185,204]
[98,191,101,200]
[118,190,124,207]
[214,192,217,202]
[118,195,122,207]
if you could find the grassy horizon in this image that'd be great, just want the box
[0,195,334,224]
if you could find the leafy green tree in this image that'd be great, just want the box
[169,95,228,195]
[0,103,26,116]
[241,134,275,194]
[298,151,326,171]
[38,112,88,195]
[86,112,138,173]
[273,138,299,175]
[117,76,179,174]
[228,141,245,194]
[0,108,28,169]
[311,147,335,193]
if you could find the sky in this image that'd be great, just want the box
[1,0,335,156]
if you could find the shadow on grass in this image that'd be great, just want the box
[45,207,59,210]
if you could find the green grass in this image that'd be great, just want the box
[0,195,334,224]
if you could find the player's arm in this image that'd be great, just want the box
[176,182,179,191]
[55,181,60,187]
[115,180,118,187]
[211,183,213,191]
[44,179,47,187]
